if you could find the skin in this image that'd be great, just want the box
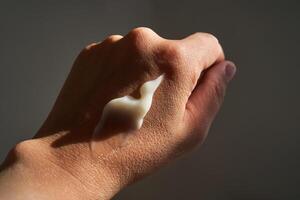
[0,27,236,200]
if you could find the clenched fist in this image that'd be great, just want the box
[0,27,236,200]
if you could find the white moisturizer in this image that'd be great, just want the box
[94,75,164,136]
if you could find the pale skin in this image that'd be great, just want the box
[0,27,236,200]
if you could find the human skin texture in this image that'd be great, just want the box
[0,27,236,200]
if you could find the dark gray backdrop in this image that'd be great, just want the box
[1,1,299,199]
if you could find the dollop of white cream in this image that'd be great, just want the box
[94,75,164,135]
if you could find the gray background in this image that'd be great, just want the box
[0,1,299,199]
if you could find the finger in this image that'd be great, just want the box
[184,61,236,135]
[178,32,225,73]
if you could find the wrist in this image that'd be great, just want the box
[0,138,121,200]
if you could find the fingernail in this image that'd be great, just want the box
[225,61,236,82]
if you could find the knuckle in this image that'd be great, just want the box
[81,35,123,53]
[126,27,156,51]
[156,43,187,72]
[196,32,219,44]
[129,27,155,40]
[104,34,123,43]
[80,42,101,56]
[83,43,98,51]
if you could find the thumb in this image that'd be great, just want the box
[184,60,236,138]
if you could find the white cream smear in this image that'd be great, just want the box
[93,74,164,138]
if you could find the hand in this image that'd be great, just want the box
[0,27,236,200]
